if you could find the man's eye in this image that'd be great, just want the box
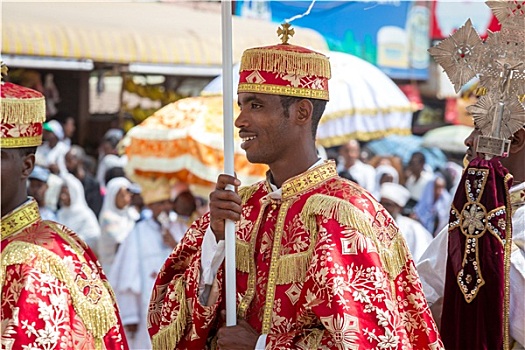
[251,103,262,109]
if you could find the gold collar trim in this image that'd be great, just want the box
[1,200,41,240]
[272,161,337,200]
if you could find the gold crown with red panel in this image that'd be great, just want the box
[237,23,331,101]
[1,64,46,148]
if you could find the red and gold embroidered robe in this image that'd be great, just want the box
[148,161,443,349]
[1,200,128,350]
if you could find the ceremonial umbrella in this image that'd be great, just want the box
[121,95,267,196]
[202,51,414,148]
[365,135,448,171]
[421,124,474,154]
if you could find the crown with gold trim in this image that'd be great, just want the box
[1,63,46,148]
[238,23,331,101]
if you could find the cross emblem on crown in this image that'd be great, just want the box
[429,0,525,157]
[277,23,295,45]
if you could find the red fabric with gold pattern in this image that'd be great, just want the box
[0,122,43,143]
[1,82,46,148]
[1,81,44,100]
[148,161,443,349]
[238,44,330,101]
[441,157,513,350]
[1,200,129,350]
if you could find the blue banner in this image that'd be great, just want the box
[236,1,430,80]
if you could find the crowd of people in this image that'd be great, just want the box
[2,18,523,350]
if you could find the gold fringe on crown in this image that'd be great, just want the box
[240,48,331,79]
[301,194,409,280]
[1,96,46,124]
[1,242,117,350]
[151,278,188,350]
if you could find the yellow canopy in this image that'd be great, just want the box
[2,2,328,69]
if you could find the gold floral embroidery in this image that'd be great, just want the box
[1,241,117,342]
[462,204,486,234]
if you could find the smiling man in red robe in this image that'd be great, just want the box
[148,25,442,350]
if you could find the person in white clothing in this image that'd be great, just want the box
[109,177,179,350]
[337,139,376,193]
[404,151,434,205]
[35,119,69,175]
[56,173,101,250]
[97,176,136,272]
[379,182,434,262]
[167,182,198,246]
[417,126,525,348]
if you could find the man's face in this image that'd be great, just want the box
[65,152,79,173]
[408,154,424,174]
[433,177,446,201]
[28,179,48,205]
[464,128,482,163]
[64,117,76,138]
[1,149,22,214]
[59,185,71,207]
[148,199,172,220]
[115,187,132,210]
[339,141,360,166]
[173,191,196,217]
[43,130,58,147]
[1,148,33,216]
[235,93,294,165]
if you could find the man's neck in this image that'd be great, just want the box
[269,154,320,188]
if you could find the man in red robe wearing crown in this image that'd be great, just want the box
[1,66,129,350]
[147,26,443,350]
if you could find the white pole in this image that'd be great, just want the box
[221,0,236,327]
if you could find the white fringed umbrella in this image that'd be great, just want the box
[202,50,414,148]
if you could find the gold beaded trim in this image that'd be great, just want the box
[0,135,42,148]
[281,161,337,199]
[1,200,40,240]
[238,82,329,100]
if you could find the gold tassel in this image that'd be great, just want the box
[238,184,259,204]
[275,250,313,284]
[301,194,408,280]
[1,241,117,340]
[301,195,375,239]
[1,97,46,124]
[151,278,188,350]
[240,48,331,79]
[236,240,251,273]
[302,328,324,349]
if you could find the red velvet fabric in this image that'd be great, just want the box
[441,157,513,350]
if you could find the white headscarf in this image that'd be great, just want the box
[97,177,136,270]
[375,165,399,187]
[57,173,101,249]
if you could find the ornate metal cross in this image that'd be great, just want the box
[429,0,525,157]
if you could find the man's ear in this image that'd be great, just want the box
[295,99,313,125]
[21,153,35,179]
[510,128,525,154]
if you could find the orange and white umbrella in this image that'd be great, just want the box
[122,95,267,194]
